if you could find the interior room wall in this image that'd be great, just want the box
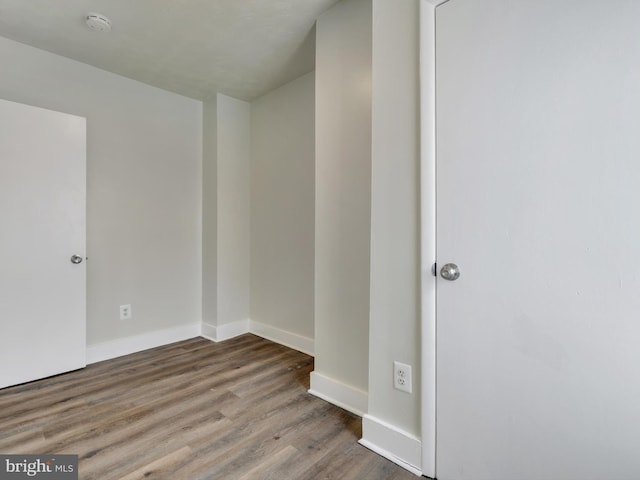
[250,72,315,344]
[0,36,203,350]
[312,0,372,411]
[369,0,422,439]
[215,94,251,329]
[202,93,251,340]
[202,98,218,328]
[361,0,423,471]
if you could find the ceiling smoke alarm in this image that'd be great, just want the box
[86,13,112,32]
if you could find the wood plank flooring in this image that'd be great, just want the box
[0,334,418,479]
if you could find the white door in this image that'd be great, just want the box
[435,1,640,479]
[0,98,86,389]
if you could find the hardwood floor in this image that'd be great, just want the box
[0,334,418,479]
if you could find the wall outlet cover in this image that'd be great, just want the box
[394,361,412,394]
[119,304,132,320]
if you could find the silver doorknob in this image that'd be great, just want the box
[70,255,83,264]
[440,263,460,281]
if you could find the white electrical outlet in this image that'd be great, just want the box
[119,304,132,320]
[394,361,412,393]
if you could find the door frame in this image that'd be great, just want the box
[420,1,450,477]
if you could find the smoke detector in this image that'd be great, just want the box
[86,13,112,32]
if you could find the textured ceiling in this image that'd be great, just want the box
[0,0,339,100]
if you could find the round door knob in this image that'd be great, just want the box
[70,255,83,264]
[440,263,460,281]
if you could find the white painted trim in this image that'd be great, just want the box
[420,0,448,477]
[200,321,218,341]
[200,320,250,342]
[360,414,423,477]
[86,323,202,364]
[249,320,314,356]
[201,319,315,356]
[308,371,367,417]
[87,319,313,366]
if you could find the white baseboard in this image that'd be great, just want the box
[308,371,368,417]
[201,320,250,342]
[249,320,314,356]
[200,319,314,357]
[359,414,423,476]
[87,323,202,364]
[88,319,312,366]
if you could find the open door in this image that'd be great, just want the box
[429,1,640,479]
[0,98,86,389]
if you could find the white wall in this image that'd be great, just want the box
[202,98,218,327]
[360,0,424,472]
[0,36,202,347]
[368,0,422,437]
[313,0,372,398]
[250,72,315,341]
[215,94,251,328]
